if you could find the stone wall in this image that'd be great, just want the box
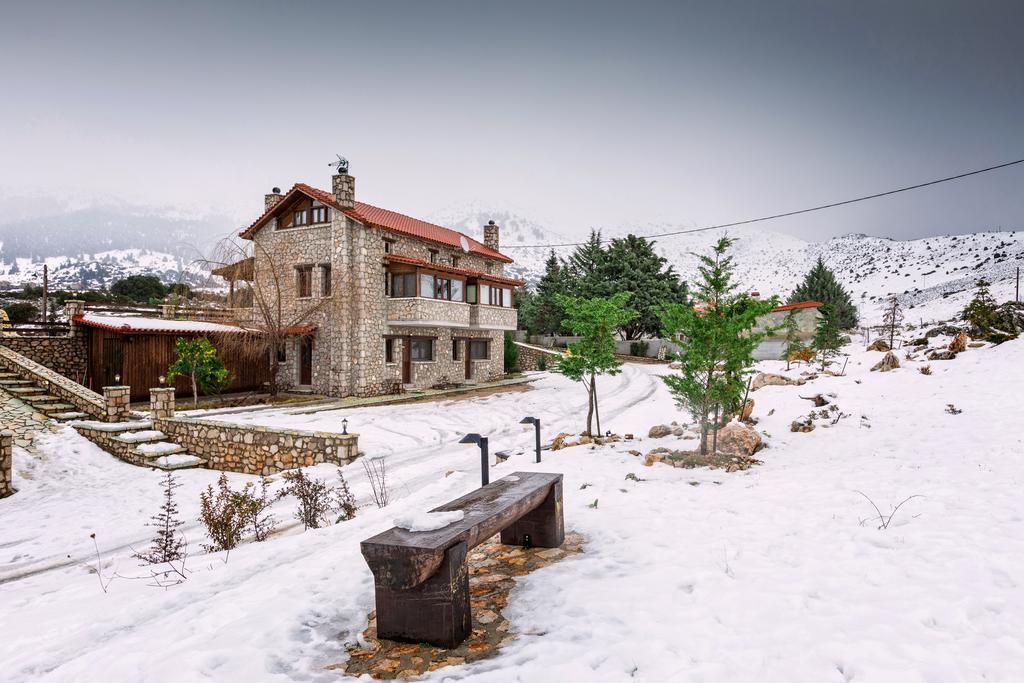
[515,343,559,372]
[102,386,132,422]
[149,387,175,419]
[155,417,360,475]
[1,430,13,498]
[0,345,106,418]
[71,420,155,466]
[0,335,88,381]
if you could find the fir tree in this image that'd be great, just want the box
[659,237,777,455]
[134,472,185,565]
[554,292,637,436]
[782,310,804,370]
[534,250,570,335]
[880,295,904,348]
[565,229,611,300]
[961,278,998,334]
[604,235,689,339]
[812,305,844,371]
[790,257,858,329]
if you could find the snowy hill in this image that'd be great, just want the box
[445,205,1023,326]
[0,194,233,289]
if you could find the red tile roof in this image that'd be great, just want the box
[771,300,824,313]
[74,314,249,335]
[385,254,526,287]
[239,183,513,263]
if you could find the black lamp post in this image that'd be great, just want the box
[520,416,542,463]
[342,418,348,435]
[459,433,490,486]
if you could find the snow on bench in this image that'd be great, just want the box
[360,471,564,648]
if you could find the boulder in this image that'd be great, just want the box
[751,372,796,391]
[866,339,890,352]
[550,432,573,450]
[713,423,762,457]
[870,351,900,372]
[739,398,754,422]
[648,424,672,439]
[644,447,672,466]
[668,361,682,370]
[925,324,963,339]
[927,349,956,361]
[671,426,685,437]
[948,331,967,354]
[791,418,815,433]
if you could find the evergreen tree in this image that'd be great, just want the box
[790,257,858,329]
[961,278,998,334]
[111,274,168,303]
[565,229,611,299]
[534,250,570,335]
[782,310,804,370]
[880,295,904,348]
[503,331,519,372]
[604,235,689,339]
[134,471,185,565]
[514,286,539,335]
[812,305,844,371]
[659,237,777,455]
[554,292,637,437]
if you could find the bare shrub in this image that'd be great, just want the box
[232,477,278,542]
[919,365,932,375]
[279,469,358,529]
[362,457,390,509]
[333,470,357,523]
[198,473,246,553]
[855,490,923,530]
[134,471,186,565]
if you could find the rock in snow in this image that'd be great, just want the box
[871,352,901,372]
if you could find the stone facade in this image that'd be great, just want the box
[514,342,559,372]
[246,172,519,399]
[154,417,360,475]
[1,430,12,498]
[0,335,88,381]
[102,386,132,423]
[149,387,175,420]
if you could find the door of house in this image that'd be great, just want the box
[102,336,124,386]
[401,337,412,383]
[464,340,472,380]
[300,337,313,385]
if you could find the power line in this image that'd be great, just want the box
[503,157,1024,249]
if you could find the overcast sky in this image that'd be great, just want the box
[1,0,1021,242]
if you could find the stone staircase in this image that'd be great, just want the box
[0,371,87,422]
[68,419,208,471]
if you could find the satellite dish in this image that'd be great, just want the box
[459,235,470,253]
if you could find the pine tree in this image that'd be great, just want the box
[534,250,570,335]
[812,305,844,371]
[961,278,998,334]
[134,472,185,565]
[790,257,858,329]
[782,310,803,370]
[565,230,611,300]
[659,237,777,455]
[604,234,688,339]
[880,295,904,348]
[554,292,637,436]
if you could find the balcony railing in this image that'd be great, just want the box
[469,304,517,330]
[387,297,472,328]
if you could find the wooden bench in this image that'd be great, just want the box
[360,471,564,647]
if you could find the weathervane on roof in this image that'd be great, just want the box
[329,155,350,174]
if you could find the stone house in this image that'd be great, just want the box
[223,165,522,397]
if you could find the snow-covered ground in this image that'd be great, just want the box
[2,341,1024,681]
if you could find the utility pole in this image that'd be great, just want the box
[1016,267,1020,302]
[41,264,48,324]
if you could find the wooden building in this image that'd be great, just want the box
[75,315,270,402]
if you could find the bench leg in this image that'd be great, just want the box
[373,540,472,648]
[500,479,564,548]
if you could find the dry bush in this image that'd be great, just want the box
[279,469,358,529]
[919,365,932,375]
[198,473,247,553]
[362,457,390,508]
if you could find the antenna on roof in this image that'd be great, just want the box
[329,155,350,174]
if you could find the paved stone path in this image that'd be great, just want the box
[337,531,584,679]
[0,387,57,452]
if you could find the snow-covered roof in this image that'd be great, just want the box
[75,314,247,335]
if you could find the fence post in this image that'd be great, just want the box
[103,386,131,423]
[149,387,176,421]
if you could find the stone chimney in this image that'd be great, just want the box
[332,172,355,209]
[265,187,284,211]
[483,220,500,252]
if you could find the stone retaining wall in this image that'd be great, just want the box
[0,345,106,418]
[1,430,13,497]
[154,417,360,475]
[0,335,88,381]
[71,420,153,466]
[514,342,560,372]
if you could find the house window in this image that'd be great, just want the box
[390,272,416,298]
[384,239,394,254]
[419,273,435,298]
[385,338,395,363]
[294,210,308,226]
[478,284,490,305]
[410,338,434,361]
[487,286,510,307]
[451,279,464,302]
[435,277,451,300]
[429,249,439,264]
[320,264,332,296]
[466,284,477,304]
[470,340,489,360]
[452,338,461,360]
[310,206,328,223]
[275,345,286,363]
[296,265,313,298]
[451,256,459,268]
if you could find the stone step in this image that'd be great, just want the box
[134,441,186,457]
[50,411,89,421]
[145,453,206,470]
[0,373,24,381]
[68,419,153,433]
[114,430,168,445]
[5,385,43,394]
[24,395,61,404]
[40,403,77,414]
